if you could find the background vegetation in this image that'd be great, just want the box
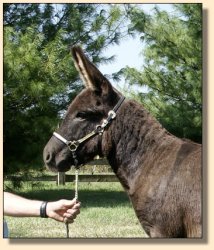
[122,4,202,142]
[4,3,202,174]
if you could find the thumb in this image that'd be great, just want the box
[61,198,77,208]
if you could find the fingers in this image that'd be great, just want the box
[47,199,81,223]
[64,208,80,218]
[63,206,80,224]
[64,217,74,224]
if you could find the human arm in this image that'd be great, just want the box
[4,192,81,223]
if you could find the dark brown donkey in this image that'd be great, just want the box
[43,46,202,238]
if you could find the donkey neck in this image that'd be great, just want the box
[102,99,176,191]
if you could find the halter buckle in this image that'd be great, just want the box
[96,125,104,135]
[108,110,116,119]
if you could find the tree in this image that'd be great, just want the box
[4,3,127,174]
[123,4,202,142]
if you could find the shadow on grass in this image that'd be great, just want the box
[15,187,131,208]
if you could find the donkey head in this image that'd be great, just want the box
[43,46,121,172]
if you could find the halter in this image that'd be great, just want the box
[53,95,125,237]
[53,95,125,167]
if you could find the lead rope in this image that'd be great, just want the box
[65,152,79,238]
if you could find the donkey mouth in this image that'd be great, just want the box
[43,149,73,173]
[57,159,72,172]
[45,160,72,173]
[43,143,84,173]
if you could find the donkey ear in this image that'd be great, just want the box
[71,46,112,95]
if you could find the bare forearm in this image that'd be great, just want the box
[4,192,81,223]
[4,192,42,217]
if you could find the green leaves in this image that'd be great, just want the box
[124,4,202,142]
[4,3,128,173]
[4,3,202,175]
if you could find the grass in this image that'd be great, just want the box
[4,181,147,238]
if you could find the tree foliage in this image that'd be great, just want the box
[4,3,202,175]
[4,3,127,173]
[123,4,202,142]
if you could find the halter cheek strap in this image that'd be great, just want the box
[53,96,125,166]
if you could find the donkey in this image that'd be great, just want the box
[43,46,202,238]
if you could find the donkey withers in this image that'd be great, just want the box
[43,46,202,238]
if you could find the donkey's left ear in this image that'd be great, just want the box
[71,46,112,95]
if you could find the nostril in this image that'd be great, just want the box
[45,152,53,164]
[43,147,57,170]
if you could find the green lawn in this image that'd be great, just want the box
[4,181,147,238]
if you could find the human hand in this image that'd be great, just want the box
[46,198,81,223]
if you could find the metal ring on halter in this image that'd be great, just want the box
[67,141,79,152]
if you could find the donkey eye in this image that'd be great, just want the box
[76,112,86,119]
[76,110,103,121]
[76,111,94,119]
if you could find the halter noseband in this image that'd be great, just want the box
[53,96,125,167]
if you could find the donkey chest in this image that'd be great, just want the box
[129,180,184,237]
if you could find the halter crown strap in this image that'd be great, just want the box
[113,96,125,113]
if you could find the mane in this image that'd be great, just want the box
[104,99,176,176]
